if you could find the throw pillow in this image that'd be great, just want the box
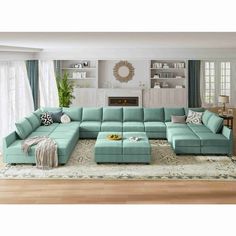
[61,114,71,123]
[186,110,203,125]
[40,112,53,126]
[49,111,64,123]
[171,115,186,123]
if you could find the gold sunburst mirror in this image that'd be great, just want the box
[113,61,135,83]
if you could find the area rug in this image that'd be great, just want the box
[0,140,236,180]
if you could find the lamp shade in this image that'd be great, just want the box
[218,95,229,103]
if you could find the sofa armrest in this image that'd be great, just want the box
[222,126,232,140]
[3,131,17,149]
[222,126,233,156]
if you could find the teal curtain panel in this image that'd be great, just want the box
[26,60,39,109]
[188,60,201,108]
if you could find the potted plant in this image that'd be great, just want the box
[56,72,75,107]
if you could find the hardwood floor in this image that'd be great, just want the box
[1,179,236,204]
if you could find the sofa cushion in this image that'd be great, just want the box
[143,108,164,122]
[164,108,185,122]
[35,123,59,132]
[26,113,41,130]
[80,121,101,132]
[103,107,123,121]
[165,122,188,128]
[123,108,143,122]
[196,132,229,146]
[187,123,211,133]
[202,110,214,126]
[53,121,80,132]
[41,107,62,113]
[33,109,43,120]
[101,121,123,132]
[15,118,33,139]
[123,122,145,132]
[82,108,102,121]
[206,114,224,134]
[167,127,193,142]
[49,131,76,140]
[28,131,51,138]
[172,134,200,147]
[144,122,166,132]
[62,107,82,121]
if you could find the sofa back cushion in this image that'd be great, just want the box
[63,107,82,121]
[33,109,43,120]
[144,108,164,122]
[202,110,214,126]
[15,118,33,139]
[82,108,102,121]
[206,114,224,133]
[184,107,205,115]
[103,107,123,121]
[26,113,41,130]
[164,108,185,122]
[41,107,62,113]
[123,108,143,122]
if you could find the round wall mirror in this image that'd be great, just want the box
[113,61,135,83]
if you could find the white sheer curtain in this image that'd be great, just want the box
[39,60,59,107]
[0,61,34,152]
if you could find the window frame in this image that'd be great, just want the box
[202,60,232,107]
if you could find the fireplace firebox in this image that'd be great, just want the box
[108,97,139,106]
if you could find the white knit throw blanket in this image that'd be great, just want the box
[22,136,58,169]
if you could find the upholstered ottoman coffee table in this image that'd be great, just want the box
[123,132,151,164]
[94,132,151,164]
[94,132,123,163]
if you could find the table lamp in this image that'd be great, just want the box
[218,95,229,112]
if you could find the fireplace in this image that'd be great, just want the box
[108,97,139,106]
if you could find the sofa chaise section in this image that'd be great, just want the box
[3,108,81,164]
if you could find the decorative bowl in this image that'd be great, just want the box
[107,134,122,141]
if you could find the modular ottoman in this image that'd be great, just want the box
[94,132,151,164]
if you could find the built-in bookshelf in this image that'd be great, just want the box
[150,60,187,89]
[59,59,188,107]
[61,60,98,88]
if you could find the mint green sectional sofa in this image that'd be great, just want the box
[3,107,233,165]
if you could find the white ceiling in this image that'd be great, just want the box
[1,32,236,51]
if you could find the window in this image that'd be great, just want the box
[202,61,231,106]
[220,62,230,96]
[204,61,215,104]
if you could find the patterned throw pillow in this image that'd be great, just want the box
[186,110,203,124]
[40,112,53,126]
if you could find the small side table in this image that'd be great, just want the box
[219,115,234,129]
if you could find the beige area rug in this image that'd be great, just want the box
[0,140,236,180]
